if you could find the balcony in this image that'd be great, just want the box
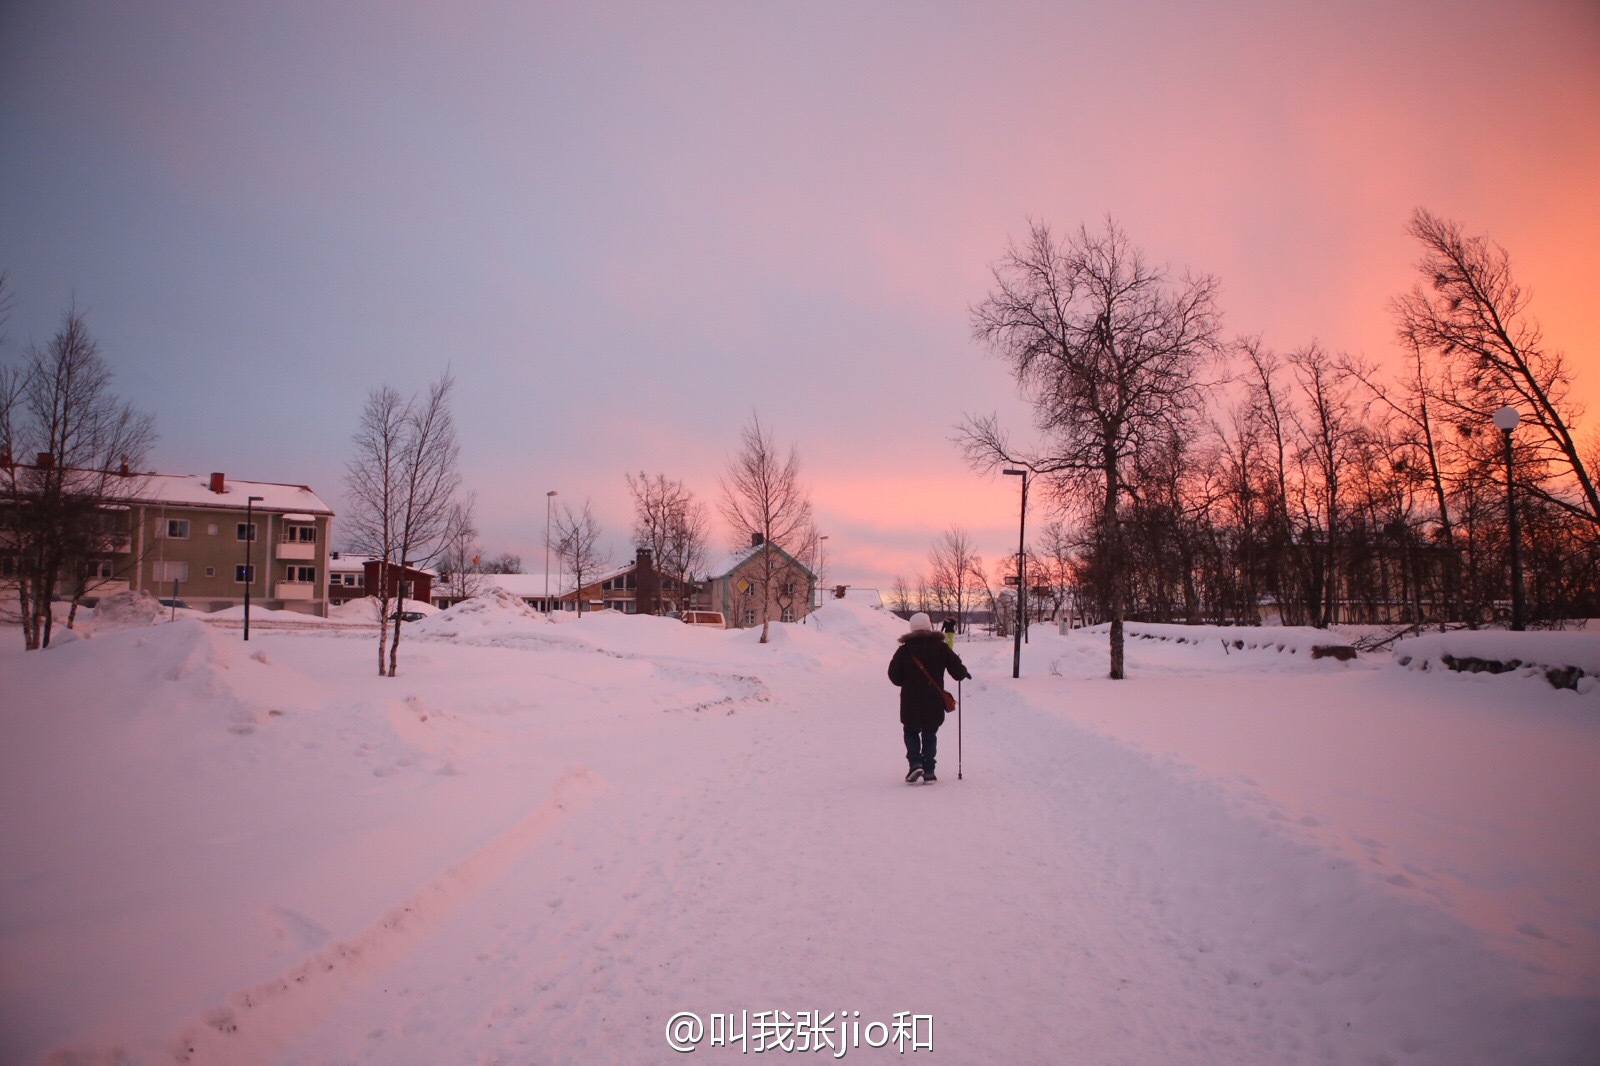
[275,582,316,601]
[94,533,133,554]
[276,540,317,561]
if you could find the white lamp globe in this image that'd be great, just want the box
[1493,406,1521,432]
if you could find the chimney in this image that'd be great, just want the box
[751,532,764,548]
[119,461,130,477]
[36,452,53,470]
[635,548,661,616]
[834,585,847,599]
[0,448,11,467]
[209,472,226,494]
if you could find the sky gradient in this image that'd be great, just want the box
[3,1,1597,590]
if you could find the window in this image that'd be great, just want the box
[781,605,796,623]
[236,523,257,541]
[158,519,190,539]
[207,523,218,536]
[284,525,316,543]
[204,566,215,578]
[744,608,756,626]
[331,598,343,607]
[235,564,255,584]
[285,565,316,583]
[341,573,358,586]
[90,559,115,580]
[153,560,189,583]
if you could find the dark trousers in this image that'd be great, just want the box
[904,724,938,774]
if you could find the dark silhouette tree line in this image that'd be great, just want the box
[962,211,1600,677]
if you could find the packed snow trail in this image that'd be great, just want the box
[3,605,1596,1063]
[185,638,1594,1062]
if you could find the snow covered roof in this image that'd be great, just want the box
[326,554,437,577]
[137,472,334,515]
[835,587,884,608]
[704,541,815,581]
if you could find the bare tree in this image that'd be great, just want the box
[344,385,406,672]
[344,374,466,676]
[718,414,814,642]
[479,552,524,574]
[888,574,912,615]
[436,498,483,603]
[1035,519,1077,623]
[1396,207,1600,526]
[928,526,983,634]
[964,218,1223,677]
[553,499,609,616]
[627,471,711,613]
[0,308,155,649]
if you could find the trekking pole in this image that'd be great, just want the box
[957,678,963,780]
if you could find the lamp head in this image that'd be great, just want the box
[1492,406,1521,432]
[1003,468,1025,477]
[547,489,558,497]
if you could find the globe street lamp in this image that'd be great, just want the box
[1004,468,1028,679]
[1493,405,1526,630]
[544,489,558,617]
[243,495,264,641]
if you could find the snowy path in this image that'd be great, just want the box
[177,640,1599,1062]
[4,609,1597,1064]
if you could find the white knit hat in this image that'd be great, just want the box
[908,612,933,633]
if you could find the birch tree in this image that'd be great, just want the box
[1396,207,1600,526]
[0,307,155,649]
[344,374,466,676]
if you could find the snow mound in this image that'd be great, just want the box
[407,590,547,642]
[88,589,165,630]
[443,585,546,621]
[805,599,907,647]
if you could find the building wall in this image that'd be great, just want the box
[127,505,331,615]
[713,547,816,628]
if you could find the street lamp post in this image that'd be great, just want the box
[1493,406,1526,630]
[817,533,829,604]
[544,490,557,617]
[1004,468,1028,679]
[243,495,264,641]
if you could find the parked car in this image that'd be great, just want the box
[680,610,726,628]
[390,610,426,622]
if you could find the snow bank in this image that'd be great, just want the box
[1393,629,1600,692]
[1096,621,1358,658]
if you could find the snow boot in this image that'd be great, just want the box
[905,767,924,783]
[923,771,937,783]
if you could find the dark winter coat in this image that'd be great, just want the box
[888,631,971,730]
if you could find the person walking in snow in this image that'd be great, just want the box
[941,615,957,648]
[889,612,971,783]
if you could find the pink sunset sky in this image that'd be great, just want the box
[1,1,1596,590]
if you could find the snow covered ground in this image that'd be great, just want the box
[1,601,1596,1064]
